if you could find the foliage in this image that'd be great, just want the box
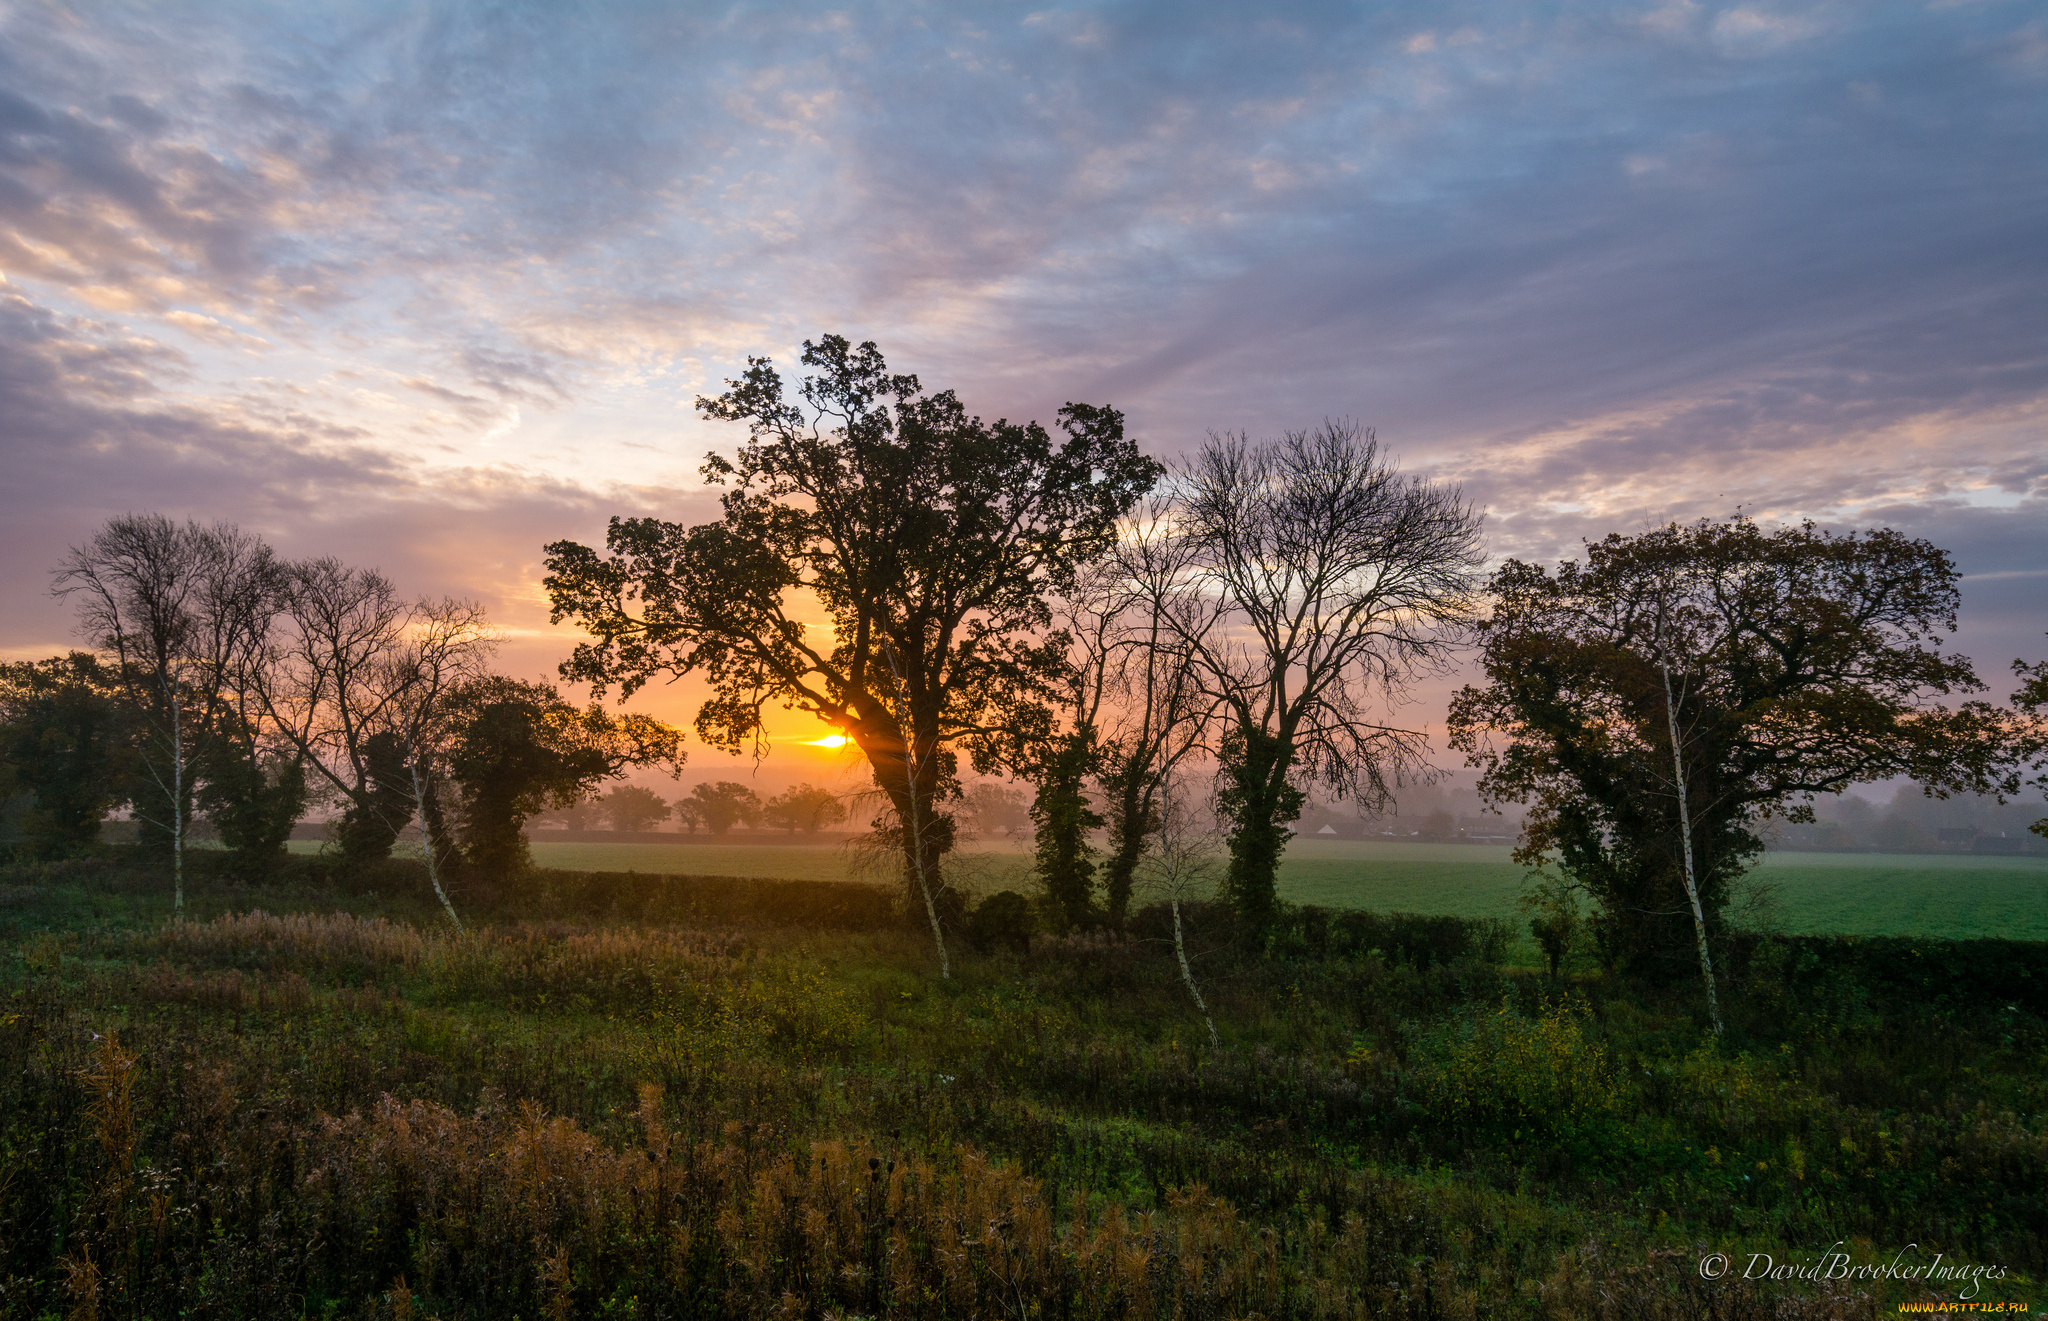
[680,780,763,836]
[440,676,685,879]
[2014,644,2048,839]
[1422,996,1626,1146]
[967,889,1034,954]
[597,782,672,831]
[1215,725,1307,942]
[0,653,129,861]
[1028,731,1102,931]
[330,727,416,866]
[194,738,306,881]
[543,334,1162,912]
[1450,518,2018,974]
[1521,870,1584,979]
[761,781,847,833]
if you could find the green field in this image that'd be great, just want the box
[298,836,2048,942]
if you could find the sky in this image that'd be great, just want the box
[1,0,2043,797]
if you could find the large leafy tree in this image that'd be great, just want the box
[598,784,673,832]
[0,653,130,860]
[762,783,847,834]
[194,723,306,883]
[439,676,684,882]
[544,335,1160,971]
[1449,519,2016,976]
[678,781,762,836]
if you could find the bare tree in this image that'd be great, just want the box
[1172,422,1484,939]
[372,600,495,928]
[53,516,277,918]
[252,558,494,924]
[1085,520,1219,927]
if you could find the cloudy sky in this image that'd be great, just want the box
[2,0,2042,785]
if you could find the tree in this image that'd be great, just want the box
[194,734,305,882]
[1135,769,1224,1049]
[253,559,498,924]
[529,796,603,831]
[1026,730,1102,932]
[599,784,672,832]
[762,783,848,834]
[544,335,1161,974]
[439,676,686,880]
[0,654,129,860]
[53,516,277,917]
[1166,423,1484,941]
[1094,511,1216,928]
[1449,519,2017,978]
[959,782,1029,840]
[2015,645,2048,840]
[678,781,762,837]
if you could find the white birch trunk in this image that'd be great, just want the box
[407,751,464,932]
[170,688,184,922]
[1661,661,1724,1036]
[1172,898,1220,1048]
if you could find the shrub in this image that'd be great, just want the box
[1422,995,1628,1147]
[967,890,1033,954]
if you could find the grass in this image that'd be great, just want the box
[8,848,2038,1318]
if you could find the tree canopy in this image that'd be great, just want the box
[1449,519,2016,973]
[679,781,762,836]
[544,335,1161,962]
[0,653,129,861]
[763,783,847,834]
[440,676,685,880]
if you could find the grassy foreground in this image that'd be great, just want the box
[1,850,2042,1318]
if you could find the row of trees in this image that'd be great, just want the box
[1,517,683,923]
[546,335,2045,998]
[544,338,1489,977]
[16,336,2041,1010]
[533,781,850,835]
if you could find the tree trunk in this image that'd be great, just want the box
[1100,758,1154,928]
[900,779,950,981]
[1661,662,1723,1036]
[170,689,184,922]
[407,750,464,932]
[1218,725,1304,944]
[1172,898,1220,1049]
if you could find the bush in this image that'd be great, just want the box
[1422,995,1627,1149]
[967,889,1034,954]
[1328,910,1512,968]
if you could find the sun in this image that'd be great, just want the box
[804,734,850,748]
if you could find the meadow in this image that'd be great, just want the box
[5,845,2041,1318]
[467,837,2048,943]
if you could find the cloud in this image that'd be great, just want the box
[0,0,2043,758]
[162,310,271,351]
